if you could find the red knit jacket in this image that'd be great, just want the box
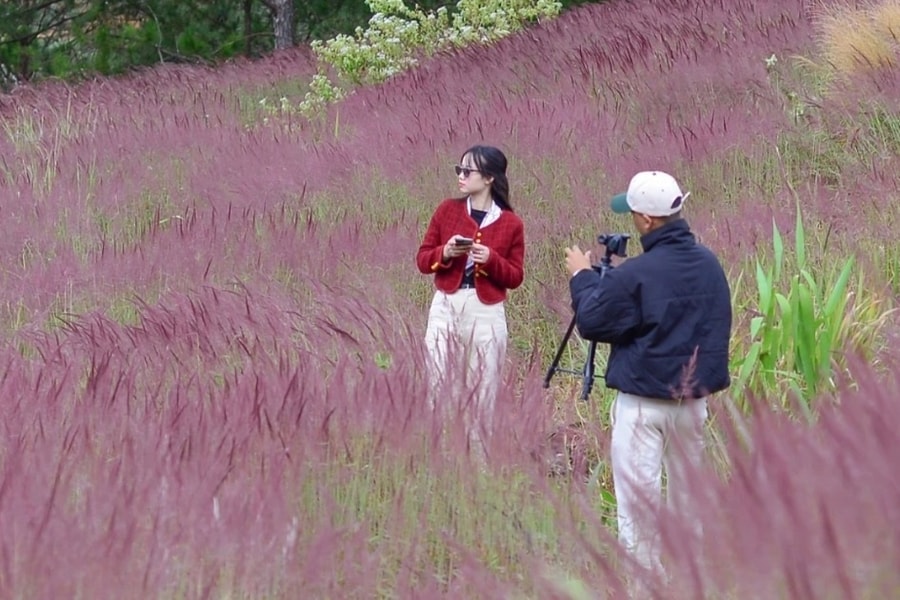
[416,198,525,304]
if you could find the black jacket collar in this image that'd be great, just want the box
[640,218,694,252]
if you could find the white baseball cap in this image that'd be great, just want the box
[610,171,690,216]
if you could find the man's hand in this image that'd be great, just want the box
[565,245,592,278]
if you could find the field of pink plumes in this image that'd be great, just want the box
[2,0,900,596]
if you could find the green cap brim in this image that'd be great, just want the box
[610,192,630,213]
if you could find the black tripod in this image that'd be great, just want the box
[543,234,630,401]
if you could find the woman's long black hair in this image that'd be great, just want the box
[462,145,513,212]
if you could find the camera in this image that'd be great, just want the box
[597,233,630,259]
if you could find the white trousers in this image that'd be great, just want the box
[610,391,707,574]
[424,289,507,452]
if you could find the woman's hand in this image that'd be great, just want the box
[443,235,474,260]
[470,243,491,264]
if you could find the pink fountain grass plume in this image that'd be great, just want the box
[8,275,900,596]
[325,0,811,182]
[512,357,900,600]
[643,356,900,599]
[0,0,858,336]
[273,0,827,276]
[1,0,899,595]
[1,53,340,304]
[0,288,412,595]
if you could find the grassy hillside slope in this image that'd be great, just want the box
[1,0,899,596]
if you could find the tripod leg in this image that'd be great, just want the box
[543,314,577,388]
[581,341,598,401]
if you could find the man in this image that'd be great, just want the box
[564,171,732,575]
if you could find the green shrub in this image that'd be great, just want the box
[299,0,562,116]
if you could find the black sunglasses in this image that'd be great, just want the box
[454,165,480,178]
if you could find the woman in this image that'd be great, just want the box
[415,145,525,453]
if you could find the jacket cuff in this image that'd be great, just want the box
[430,251,451,271]
[569,269,600,298]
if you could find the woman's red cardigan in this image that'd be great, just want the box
[416,198,525,305]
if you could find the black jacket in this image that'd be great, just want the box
[569,219,732,400]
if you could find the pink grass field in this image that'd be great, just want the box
[1,0,900,597]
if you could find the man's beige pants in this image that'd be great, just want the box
[611,391,708,575]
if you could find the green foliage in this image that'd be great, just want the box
[730,207,893,413]
[300,0,563,116]
[546,574,594,600]
[0,0,599,87]
[294,436,616,592]
[0,0,271,85]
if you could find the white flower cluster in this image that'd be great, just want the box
[299,0,562,117]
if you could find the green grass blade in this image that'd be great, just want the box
[749,315,764,339]
[823,259,854,318]
[756,262,773,317]
[794,204,806,270]
[773,220,784,282]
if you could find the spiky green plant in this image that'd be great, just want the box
[731,206,893,413]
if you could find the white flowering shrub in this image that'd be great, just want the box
[299,0,562,116]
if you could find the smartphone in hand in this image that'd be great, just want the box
[455,237,474,247]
